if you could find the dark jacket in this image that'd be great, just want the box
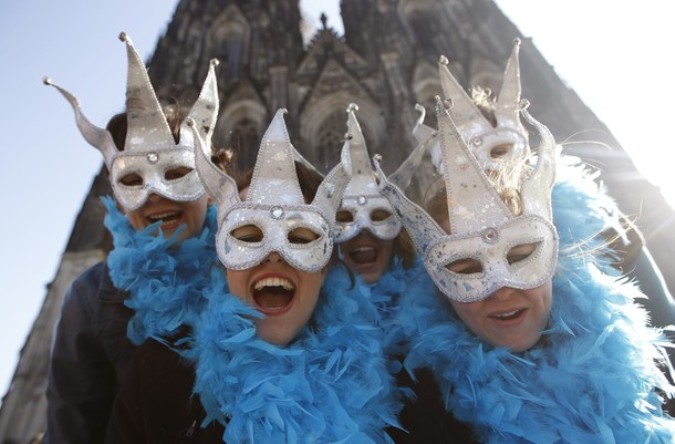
[105,339,223,443]
[45,261,135,444]
[387,367,479,444]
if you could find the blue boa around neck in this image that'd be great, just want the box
[401,163,675,443]
[367,257,438,364]
[193,264,400,443]
[102,197,219,345]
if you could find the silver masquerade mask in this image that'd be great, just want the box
[376,97,558,303]
[44,32,220,211]
[411,39,528,177]
[335,104,402,243]
[193,109,351,273]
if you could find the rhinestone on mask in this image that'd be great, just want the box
[357,195,367,205]
[471,137,482,147]
[482,227,499,243]
[270,206,284,219]
[146,153,159,164]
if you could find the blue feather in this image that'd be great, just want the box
[103,197,219,345]
[192,264,399,442]
[401,162,675,442]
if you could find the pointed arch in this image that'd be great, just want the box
[205,4,251,79]
[300,93,384,173]
[216,100,267,171]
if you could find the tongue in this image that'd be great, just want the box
[254,287,293,309]
[349,248,377,264]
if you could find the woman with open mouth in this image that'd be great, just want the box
[106,109,400,442]
[375,48,675,441]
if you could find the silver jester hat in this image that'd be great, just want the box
[335,103,402,243]
[412,39,528,176]
[44,32,220,211]
[375,97,558,303]
[193,109,351,273]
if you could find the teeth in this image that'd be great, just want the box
[254,277,294,291]
[148,211,178,221]
[494,309,520,319]
[353,246,375,253]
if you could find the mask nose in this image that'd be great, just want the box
[265,252,284,264]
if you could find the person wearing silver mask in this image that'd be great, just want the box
[43,33,222,444]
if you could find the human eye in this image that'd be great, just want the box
[370,209,393,222]
[446,258,483,274]
[231,225,263,243]
[164,166,193,181]
[507,242,539,265]
[119,173,143,187]
[287,227,320,244]
[336,210,354,223]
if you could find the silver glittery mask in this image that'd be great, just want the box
[44,32,220,211]
[412,39,528,176]
[335,104,402,243]
[194,109,351,273]
[376,97,558,303]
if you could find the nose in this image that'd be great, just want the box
[265,252,284,264]
[147,193,163,204]
[491,286,516,301]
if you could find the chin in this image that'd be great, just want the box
[258,324,297,346]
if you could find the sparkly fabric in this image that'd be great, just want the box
[336,105,401,242]
[376,98,558,303]
[413,40,528,175]
[194,109,351,273]
[45,33,220,211]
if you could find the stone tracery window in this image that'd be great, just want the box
[228,118,260,171]
[214,21,246,79]
[316,110,345,172]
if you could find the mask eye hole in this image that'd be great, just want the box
[231,225,263,243]
[119,173,143,187]
[288,227,320,244]
[507,242,539,265]
[336,210,354,223]
[446,258,483,274]
[165,166,193,181]
[490,143,512,159]
[370,209,392,222]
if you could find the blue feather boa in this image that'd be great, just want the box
[367,257,440,364]
[193,264,399,443]
[402,164,675,443]
[102,197,219,345]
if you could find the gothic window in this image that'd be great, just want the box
[401,1,442,55]
[316,110,345,172]
[228,118,260,170]
[215,22,246,79]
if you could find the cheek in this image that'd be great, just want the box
[185,197,209,223]
[226,269,248,300]
[124,208,146,230]
[378,240,395,263]
[450,300,482,328]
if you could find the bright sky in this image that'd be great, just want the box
[1,0,673,403]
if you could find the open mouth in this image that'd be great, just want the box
[348,246,378,265]
[489,308,526,322]
[147,211,182,226]
[252,276,295,315]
